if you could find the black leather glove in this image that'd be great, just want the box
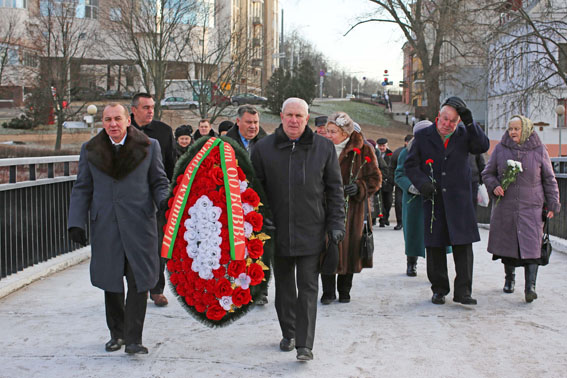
[420,182,436,199]
[263,217,276,232]
[69,227,87,246]
[320,241,339,275]
[344,183,359,196]
[329,229,345,244]
[457,107,473,126]
[442,96,473,125]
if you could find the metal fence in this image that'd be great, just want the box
[0,156,84,280]
[477,157,567,238]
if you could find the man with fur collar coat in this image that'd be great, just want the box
[68,103,169,354]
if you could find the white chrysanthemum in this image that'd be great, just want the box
[235,272,251,289]
[219,296,233,311]
[240,180,248,193]
[507,159,515,167]
[244,222,253,238]
[516,161,523,172]
[242,203,254,215]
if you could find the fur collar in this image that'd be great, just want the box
[86,126,150,180]
[339,131,365,162]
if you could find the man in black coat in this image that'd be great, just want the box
[405,97,489,306]
[225,105,267,153]
[251,97,345,361]
[193,119,217,141]
[376,138,394,227]
[130,92,175,307]
[225,105,269,305]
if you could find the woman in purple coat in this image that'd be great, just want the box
[482,115,560,303]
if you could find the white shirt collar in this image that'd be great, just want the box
[109,132,127,146]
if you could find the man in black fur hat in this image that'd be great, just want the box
[68,103,169,354]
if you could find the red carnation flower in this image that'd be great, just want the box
[185,295,195,306]
[227,260,247,278]
[378,213,384,218]
[200,156,214,170]
[220,249,231,265]
[387,152,393,156]
[209,166,224,186]
[206,303,227,321]
[215,278,234,298]
[247,263,265,286]
[169,272,181,285]
[213,266,226,279]
[425,158,434,165]
[205,279,216,293]
[353,147,361,155]
[241,188,260,207]
[246,238,264,259]
[364,156,372,163]
[194,278,207,291]
[176,283,187,297]
[176,175,183,184]
[245,211,263,232]
[237,166,247,181]
[209,148,221,164]
[232,287,252,307]
[167,197,174,207]
[202,291,217,306]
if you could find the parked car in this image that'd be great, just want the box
[345,93,356,99]
[70,86,105,101]
[160,96,198,110]
[231,93,267,107]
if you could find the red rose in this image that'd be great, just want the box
[167,197,174,207]
[353,147,361,155]
[245,211,263,232]
[205,279,216,293]
[220,249,231,265]
[247,263,264,286]
[210,148,221,164]
[176,283,187,296]
[170,273,181,285]
[425,158,434,165]
[206,303,227,321]
[237,166,247,181]
[227,260,247,278]
[202,291,217,306]
[208,190,225,208]
[176,174,184,184]
[246,238,264,259]
[185,295,195,306]
[209,167,224,186]
[218,211,228,226]
[241,188,260,207]
[181,258,192,272]
[200,156,214,170]
[215,278,234,298]
[195,303,207,313]
[232,287,252,307]
[194,278,207,291]
[213,266,226,279]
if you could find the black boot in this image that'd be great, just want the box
[524,264,538,303]
[503,264,515,293]
[406,256,417,277]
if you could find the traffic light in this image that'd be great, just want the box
[383,78,389,86]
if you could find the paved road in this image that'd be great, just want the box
[1,226,566,378]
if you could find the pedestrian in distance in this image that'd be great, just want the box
[193,119,217,141]
[405,96,489,305]
[320,111,381,304]
[68,103,169,354]
[391,135,413,230]
[251,97,345,361]
[217,120,234,136]
[482,115,560,303]
[130,92,175,307]
[375,138,394,227]
[314,115,331,139]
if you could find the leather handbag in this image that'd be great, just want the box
[360,199,374,260]
[541,215,552,266]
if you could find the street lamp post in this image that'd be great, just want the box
[86,104,97,138]
[557,104,565,157]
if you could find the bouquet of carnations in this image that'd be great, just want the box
[161,137,272,327]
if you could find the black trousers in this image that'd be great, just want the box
[320,273,354,297]
[394,186,403,224]
[105,258,148,345]
[273,254,319,350]
[426,244,474,299]
[150,257,166,295]
[380,190,393,224]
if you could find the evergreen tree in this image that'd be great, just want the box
[266,66,290,114]
[289,59,317,105]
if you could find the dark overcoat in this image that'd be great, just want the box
[131,116,176,181]
[251,125,345,256]
[68,126,169,292]
[337,131,381,273]
[482,131,560,259]
[404,122,489,247]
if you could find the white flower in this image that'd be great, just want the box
[335,116,347,127]
[507,160,515,167]
[244,222,253,238]
[516,161,523,172]
[219,296,233,311]
[242,203,254,215]
[240,180,248,193]
[235,272,251,289]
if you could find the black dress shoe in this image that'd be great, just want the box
[453,296,477,305]
[320,294,336,305]
[431,293,445,305]
[384,220,390,226]
[379,223,385,228]
[394,224,403,230]
[406,263,417,277]
[296,347,313,361]
[125,344,149,354]
[255,295,268,305]
[279,337,295,352]
[105,338,124,352]
[338,293,350,303]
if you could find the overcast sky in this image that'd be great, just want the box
[279,0,405,85]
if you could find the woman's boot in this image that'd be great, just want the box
[524,264,539,303]
[503,264,515,293]
[406,256,418,277]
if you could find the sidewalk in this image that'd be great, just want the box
[1,226,567,378]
